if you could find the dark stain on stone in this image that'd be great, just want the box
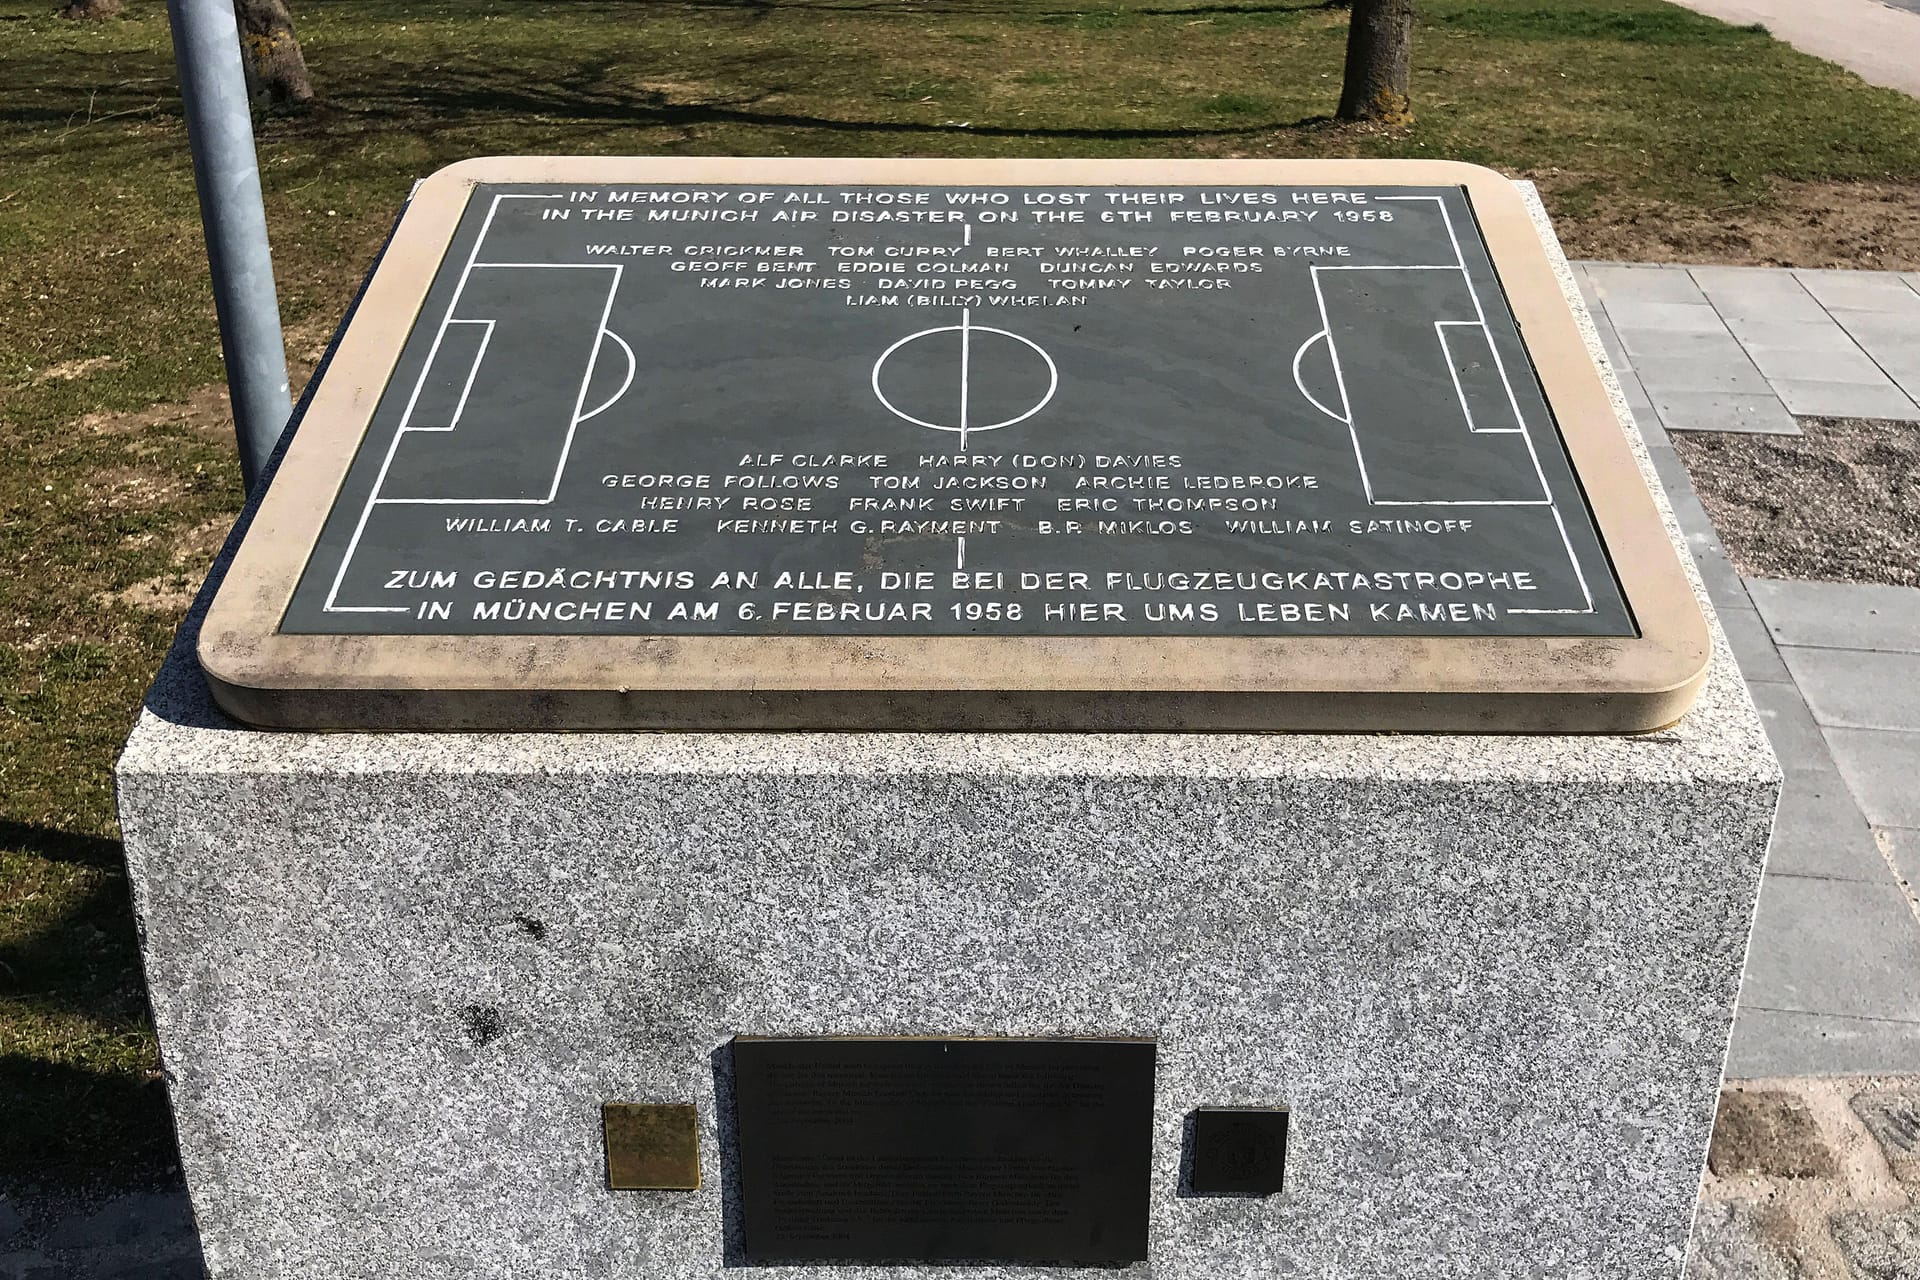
[460,1004,505,1046]
[512,913,548,941]
[1707,1088,1836,1179]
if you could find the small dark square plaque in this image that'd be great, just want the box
[1188,1107,1289,1197]
[730,1036,1155,1265]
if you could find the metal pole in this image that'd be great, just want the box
[167,0,293,492]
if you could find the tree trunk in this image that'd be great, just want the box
[1336,0,1414,126]
[232,0,314,109]
[59,0,124,19]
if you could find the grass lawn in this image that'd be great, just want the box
[4,0,1920,1192]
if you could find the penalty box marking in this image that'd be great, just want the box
[324,193,627,614]
[1302,193,1593,614]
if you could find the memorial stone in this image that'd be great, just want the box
[116,159,1779,1280]
[199,157,1706,732]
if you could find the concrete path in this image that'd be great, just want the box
[1662,0,1920,98]
[1611,296,1920,1079]
[1574,262,1920,435]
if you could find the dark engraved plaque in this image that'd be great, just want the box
[730,1037,1155,1265]
[279,182,1631,639]
[1188,1107,1289,1197]
[203,158,1713,732]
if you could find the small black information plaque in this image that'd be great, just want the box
[730,1036,1155,1265]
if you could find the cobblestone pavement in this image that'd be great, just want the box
[1688,1078,1920,1278]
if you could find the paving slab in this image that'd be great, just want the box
[1633,352,1773,395]
[1656,478,1718,543]
[1831,312,1920,356]
[1793,269,1920,315]
[1832,1209,1920,1280]
[1598,326,1637,377]
[1827,729,1920,829]
[1574,268,1604,312]
[1692,267,1831,325]
[1771,379,1919,419]
[1725,317,1874,355]
[1748,681,1837,774]
[1762,770,1891,882]
[1606,298,1732,334]
[1614,364,1656,411]
[1749,579,1920,653]
[1736,873,1920,1023]
[1726,1006,1920,1079]
[1742,343,1900,387]
[1652,389,1802,436]
[1693,541,1756,615]
[1878,366,1920,404]
[1685,1200,1800,1280]
[1585,303,1636,377]
[1719,605,1792,684]
[1615,326,1747,363]
[1631,404,1671,448]
[1782,647,1920,731]
[1587,263,1710,305]
[1849,1087,1920,1182]
[1830,313,1920,401]
[1654,481,1759,612]
[1646,441,1693,496]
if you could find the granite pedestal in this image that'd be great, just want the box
[115,185,1780,1278]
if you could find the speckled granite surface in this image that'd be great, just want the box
[115,182,1779,1279]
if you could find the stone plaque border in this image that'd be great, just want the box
[199,156,1708,733]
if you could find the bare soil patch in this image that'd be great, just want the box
[102,518,233,613]
[69,326,328,442]
[77,383,231,440]
[1549,179,1920,271]
[83,465,192,515]
[1673,417,1920,586]
[31,356,124,385]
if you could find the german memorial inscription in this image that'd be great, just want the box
[730,1037,1155,1265]
[201,158,1709,730]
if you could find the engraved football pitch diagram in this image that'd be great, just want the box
[284,182,1631,638]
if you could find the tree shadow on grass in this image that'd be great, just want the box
[0,44,1336,168]
[0,1055,183,1194]
[1,823,177,1191]
[0,820,123,870]
[295,61,1332,143]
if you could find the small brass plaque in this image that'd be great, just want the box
[603,1102,701,1191]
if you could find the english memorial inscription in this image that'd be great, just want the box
[201,158,1708,731]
